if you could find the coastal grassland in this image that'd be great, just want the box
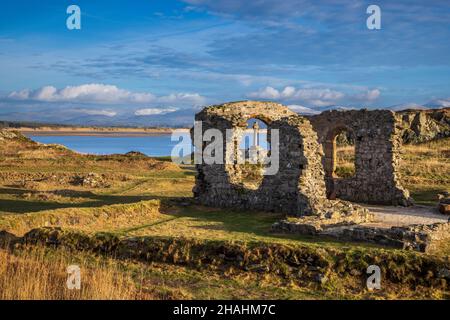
[335,145,356,178]
[0,133,448,248]
[0,132,449,299]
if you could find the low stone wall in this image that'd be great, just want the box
[340,223,450,252]
[272,219,450,253]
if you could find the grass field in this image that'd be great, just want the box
[0,132,449,299]
[335,138,450,205]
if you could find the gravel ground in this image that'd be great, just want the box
[362,204,449,228]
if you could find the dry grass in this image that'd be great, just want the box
[0,200,165,236]
[398,138,449,205]
[0,244,323,300]
[335,138,450,204]
[401,138,450,184]
[335,145,356,178]
[0,246,152,300]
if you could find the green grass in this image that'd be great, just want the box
[115,205,377,250]
[335,138,449,205]
[409,187,447,206]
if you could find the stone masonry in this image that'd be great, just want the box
[192,101,372,222]
[309,109,412,206]
[272,218,450,252]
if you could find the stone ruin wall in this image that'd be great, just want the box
[192,101,329,215]
[309,109,412,206]
[192,101,372,222]
[192,101,412,218]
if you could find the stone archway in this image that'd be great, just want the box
[323,125,356,179]
[309,109,412,206]
[191,101,329,216]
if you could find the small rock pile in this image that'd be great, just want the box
[272,201,374,236]
[70,173,109,188]
[438,192,450,215]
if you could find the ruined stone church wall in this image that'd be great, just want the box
[309,109,411,206]
[191,101,329,215]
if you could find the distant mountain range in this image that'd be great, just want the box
[0,100,449,128]
[52,108,197,128]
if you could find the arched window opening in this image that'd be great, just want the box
[334,129,356,178]
[237,118,270,189]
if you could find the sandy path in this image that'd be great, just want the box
[362,204,448,228]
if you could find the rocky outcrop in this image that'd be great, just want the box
[70,173,109,188]
[397,108,450,144]
[0,129,32,143]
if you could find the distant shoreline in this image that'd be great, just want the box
[7,127,190,137]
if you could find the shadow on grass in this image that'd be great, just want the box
[115,216,182,234]
[0,187,159,214]
[0,187,384,249]
[151,204,380,249]
[410,188,445,206]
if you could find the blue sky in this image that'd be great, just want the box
[0,0,449,125]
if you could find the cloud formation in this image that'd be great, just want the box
[134,107,178,116]
[78,109,118,117]
[1,1,449,127]
[356,89,381,101]
[247,86,380,107]
[7,84,206,106]
[182,0,359,21]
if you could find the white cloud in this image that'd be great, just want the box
[7,84,205,106]
[248,86,346,107]
[248,86,381,107]
[78,109,117,117]
[291,88,345,106]
[134,107,178,116]
[8,84,154,104]
[34,86,58,101]
[281,86,296,98]
[8,89,31,100]
[157,93,206,106]
[248,86,281,99]
[354,89,381,101]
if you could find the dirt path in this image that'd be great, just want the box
[362,204,448,228]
